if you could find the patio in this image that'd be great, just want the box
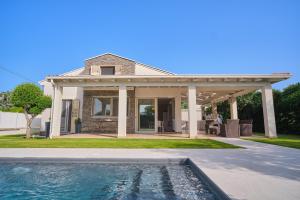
[57,131,213,139]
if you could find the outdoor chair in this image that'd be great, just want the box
[164,120,173,132]
[220,119,240,137]
[209,123,221,135]
[181,121,188,133]
[239,120,253,136]
[198,120,206,131]
[205,120,215,134]
[157,121,164,132]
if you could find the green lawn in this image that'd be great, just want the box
[245,133,300,149]
[0,134,239,149]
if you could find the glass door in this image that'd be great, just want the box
[61,100,72,133]
[138,99,155,131]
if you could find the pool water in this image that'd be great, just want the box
[0,160,219,200]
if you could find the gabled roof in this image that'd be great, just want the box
[85,52,174,75]
[85,52,135,62]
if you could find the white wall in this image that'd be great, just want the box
[40,81,82,99]
[41,81,53,97]
[39,67,85,131]
[40,108,51,131]
[0,111,41,130]
[181,108,203,121]
[135,88,183,98]
[39,81,84,131]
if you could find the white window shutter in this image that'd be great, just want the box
[90,65,100,75]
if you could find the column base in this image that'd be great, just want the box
[117,134,127,138]
[265,134,277,138]
[189,133,197,139]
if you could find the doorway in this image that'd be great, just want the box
[158,98,175,132]
[138,99,155,131]
[61,100,72,133]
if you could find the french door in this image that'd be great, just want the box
[138,99,155,131]
[60,100,72,133]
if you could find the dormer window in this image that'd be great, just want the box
[101,66,115,75]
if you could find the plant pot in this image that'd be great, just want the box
[45,122,50,138]
[75,122,81,133]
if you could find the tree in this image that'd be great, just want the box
[0,91,23,113]
[217,100,230,120]
[0,91,12,110]
[280,83,300,133]
[11,83,52,138]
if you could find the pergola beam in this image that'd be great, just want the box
[54,81,268,88]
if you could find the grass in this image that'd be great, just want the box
[245,133,300,149]
[0,134,239,149]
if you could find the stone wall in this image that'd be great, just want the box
[82,90,135,133]
[83,54,135,75]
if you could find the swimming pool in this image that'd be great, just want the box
[0,159,229,200]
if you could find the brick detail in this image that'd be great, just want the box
[82,90,135,133]
[83,54,135,75]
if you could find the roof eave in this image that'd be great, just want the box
[46,73,291,84]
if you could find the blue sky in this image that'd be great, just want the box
[0,0,299,91]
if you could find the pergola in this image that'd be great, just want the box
[46,73,291,138]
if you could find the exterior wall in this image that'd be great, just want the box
[40,108,51,131]
[84,54,135,75]
[41,81,53,97]
[40,81,84,131]
[40,81,83,100]
[81,90,135,133]
[135,88,182,98]
[40,82,53,131]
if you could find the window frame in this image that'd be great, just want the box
[100,66,115,75]
[91,96,130,118]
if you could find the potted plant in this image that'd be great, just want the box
[45,117,51,138]
[75,118,82,133]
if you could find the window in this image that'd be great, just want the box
[101,66,115,75]
[93,98,111,116]
[92,97,129,117]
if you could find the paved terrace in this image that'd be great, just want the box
[0,138,299,200]
[56,132,210,139]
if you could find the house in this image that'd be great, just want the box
[40,53,291,138]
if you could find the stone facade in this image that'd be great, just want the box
[84,54,135,75]
[82,90,135,133]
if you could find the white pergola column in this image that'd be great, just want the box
[188,85,197,138]
[154,98,158,133]
[197,105,203,120]
[211,102,218,119]
[262,84,277,138]
[117,85,127,137]
[50,85,63,138]
[175,95,182,133]
[229,97,238,119]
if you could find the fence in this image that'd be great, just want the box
[0,111,41,130]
